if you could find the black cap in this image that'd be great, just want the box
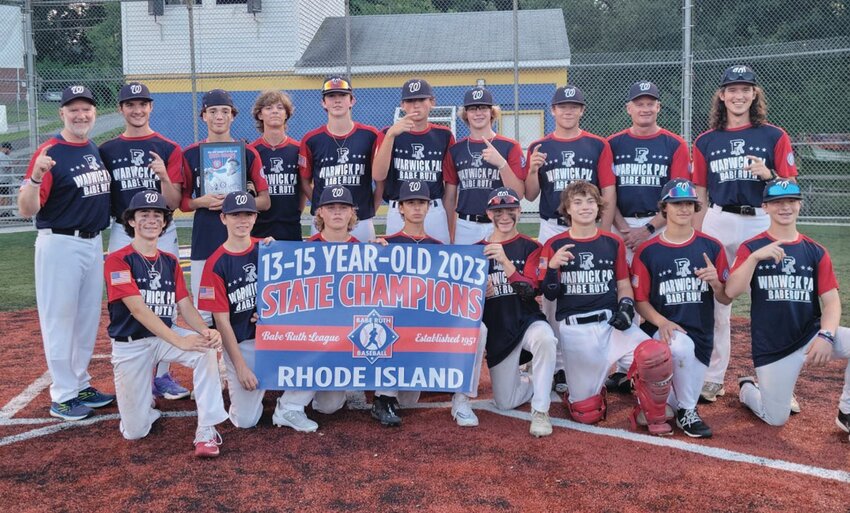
[721,65,757,86]
[659,178,699,203]
[398,180,431,202]
[486,187,522,210]
[401,78,434,100]
[321,76,353,95]
[551,85,585,106]
[126,190,169,214]
[318,185,355,207]
[762,179,802,202]
[119,82,152,103]
[61,85,95,107]
[222,191,258,214]
[463,87,494,107]
[627,81,660,101]
[201,89,234,110]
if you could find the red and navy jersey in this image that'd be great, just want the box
[198,239,261,343]
[478,234,546,367]
[384,231,442,245]
[692,123,797,207]
[99,132,184,220]
[23,135,110,232]
[631,232,729,366]
[299,123,382,219]
[105,245,188,340]
[181,141,267,260]
[249,137,302,241]
[540,230,629,320]
[733,233,838,367]
[381,124,456,201]
[445,135,524,217]
[607,128,690,217]
[524,132,615,221]
[307,233,360,243]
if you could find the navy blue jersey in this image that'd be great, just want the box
[24,136,110,232]
[384,231,442,245]
[105,245,188,340]
[198,239,261,343]
[631,232,730,366]
[249,137,302,241]
[382,124,455,201]
[525,132,615,220]
[99,132,184,220]
[693,123,797,207]
[445,135,524,217]
[607,128,690,217]
[733,233,838,367]
[299,123,381,219]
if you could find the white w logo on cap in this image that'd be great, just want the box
[235,194,248,205]
[71,86,85,94]
[732,66,747,73]
[408,81,421,93]
[472,90,484,100]
[130,84,142,94]
[145,192,159,204]
[639,82,651,91]
[409,181,422,192]
[564,88,576,97]
[332,187,344,198]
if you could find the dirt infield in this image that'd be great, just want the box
[1,308,848,513]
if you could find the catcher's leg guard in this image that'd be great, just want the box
[566,388,607,425]
[628,339,674,436]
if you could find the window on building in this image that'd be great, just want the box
[216,0,248,4]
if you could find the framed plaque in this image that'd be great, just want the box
[200,141,247,196]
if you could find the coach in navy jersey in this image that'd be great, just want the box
[725,179,850,433]
[249,90,304,241]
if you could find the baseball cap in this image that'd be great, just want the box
[551,85,586,106]
[401,78,434,100]
[762,179,802,202]
[126,190,170,214]
[660,178,699,203]
[222,191,258,214]
[486,187,522,210]
[61,85,95,107]
[627,81,660,101]
[321,76,353,96]
[201,89,234,110]
[119,82,152,103]
[398,180,431,202]
[318,185,355,207]
[463,87,494,107]
[721,65,757,86]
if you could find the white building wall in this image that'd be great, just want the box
[296,0,344,56]
[0,5,24,69]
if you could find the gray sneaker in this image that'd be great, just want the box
[699,382,725,403]
[273,409,319,433]
[529,409,553,437]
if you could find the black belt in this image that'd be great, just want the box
[572,312,610,325]
[458,213,491,224]
[113,336,135,343]
[628,211,657,219]
[390,200,439,208]
[712,203,757,216]
[51,228,100,239]
[543,216,569,227]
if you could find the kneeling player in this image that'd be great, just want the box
[631,179,731,437]
[104,190,227,457]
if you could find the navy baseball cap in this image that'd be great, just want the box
[61,85,95,107]
[486,187,522,210]
[763,179,802,202]
[660,178,699,203]
[201,89,234,110]
[126,190,169,214]
[401,78,434,100]
[551,85,585,106]
[463,87,494,107]
[318,185,355,207]
[322,76,353,95]
[721,65,757,86]
[627,81,660,101]
[399,180,431,202]
[119,82,152,103]
[222,191,258,214]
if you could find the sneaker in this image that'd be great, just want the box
[836,410,850,433]
[50,398,93,421]
[676,408,713,438]
[371,395,402,427]
[272,409,319,433]
[604,371,632,394]
[193,426,222,458]
[451,394,479,427]
[552,370,568,394]
[790,394,801,414]
[529,409,553,438]
[153,373,191,400]
[699,382,725,403]
[77,387,115,408]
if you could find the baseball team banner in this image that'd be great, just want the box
[254,242,488,393]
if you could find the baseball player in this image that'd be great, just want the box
[372,78,456,243]
[539,180,648,425]
[18,85,115,421]
[480,186,557,437]
[631,179,732,438]
[181,89,270,324]
[725,179,850,433]
[249,90,304,242]
[100,81,190,400]
[299,77,383,243]
[104,190,227,457]
[445,86,525,244]
[692,65,798,403]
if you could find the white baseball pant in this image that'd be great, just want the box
[222,338,280,428]
[190,259,213,326]
[611,216,662,265]
[385,199,450,243]
[487,320,557,413]
[654,331,707,411]
[453,217,493,245]
[538,219,570,373]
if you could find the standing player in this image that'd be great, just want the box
[105,190,227,457]
[100,81,189,400]
[249,90,304,241]
[725,179,850,432]
[18,85,115,420]
[299,77,382,243]
[373,78,456,243]
[692,65,798,403]
[445,86,525,244]
[631,179,731,438]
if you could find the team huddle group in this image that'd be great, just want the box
[17,64,850,458]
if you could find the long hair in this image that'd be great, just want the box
[558,180,604,224]
[252,90,295,133]
[313,206,358,233]
[458,105,502,126]
[708,85,767,130]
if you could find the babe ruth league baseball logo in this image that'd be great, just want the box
[730,139,746,156]
[578,252,594,270]
[130,149,146,167]
[674,258,691,278]
[561,151,576,167]
[411,143,425,160]
[337,147,350,164]
[269,157,284,173]
[348,310,400,364]
[83,154,101,171]
[243,263,257,283]
[781,256,796,275]
[634,148,649,164]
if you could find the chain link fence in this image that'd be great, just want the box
[1,0,848,227]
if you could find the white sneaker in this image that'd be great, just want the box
[451,394,478,427]
[273,409,319,433]
[790,394,801,414]
[529,409,552,437]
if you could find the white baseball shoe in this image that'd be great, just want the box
[529,409,552,437]
[273,409,319,433]
[451,394,478,427]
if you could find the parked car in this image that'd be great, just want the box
[42,90,62,102]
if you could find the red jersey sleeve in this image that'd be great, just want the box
[730,244,754,273]
[247,147,269,192]
[714,245,731,283]
[614,236,629,280]
[670,140,691,180]
[180,154,194,211]
[506,142,525,180]
[816,250,839,295]
[773,132,798,179]
[691,146,707,186]
[174,259,189,302]
[517,245,545,287]
[537,243,557,283]
[165,146,184,184]
[104,254,141,303]
[23,139,57,206]
[630,250,652,302]
[597,141,616,188]
[372,130,384,160]
[197,259,230,313]
[443,150,459,185]
[298,141,313,181]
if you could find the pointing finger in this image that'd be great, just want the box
[149,150,163,162]
[39,144,54,157]
[702,252,715,268]
[483,137,495,148]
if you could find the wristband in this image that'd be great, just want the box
[28,178,42,188]
[644,223,656,234]
[817,330,835,345]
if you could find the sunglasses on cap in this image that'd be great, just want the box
[322,78,352,92]
[765,180,802,198]
[661,182,698,202]
[487,194,520,207]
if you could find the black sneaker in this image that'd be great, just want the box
[371,395,402,427]
[604,371,632,394]
[836,410,850,434]
[676,408,713,438]
[552,369,568,394]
